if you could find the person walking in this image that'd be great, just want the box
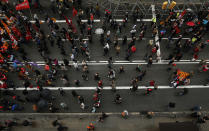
[147,56,153,67]
[103,42,109,56]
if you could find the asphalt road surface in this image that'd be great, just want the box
[0,0,209,114]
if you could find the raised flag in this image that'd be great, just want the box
[69,17,72,25]
[64,16,70,25]
[179,9,186,19]
[65,32,71,41]
[72,8,78,17]
[16,0,30,11]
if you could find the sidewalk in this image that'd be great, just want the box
[0,113,209,131]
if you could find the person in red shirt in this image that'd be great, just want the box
[150,80,155,86]
[98,80,103,87]
[93,92,98,101]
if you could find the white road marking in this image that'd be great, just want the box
[4,37,191,42]
[86,61,97,63]
[162,60,208,62]
[29,19,152,23]
[115,61,130,62]
[162,38,191,40]
[170,19,184,21]
[132,60,146,62]
[0,112,140,115]
[7,60,209,65]
[2,85,209,91]
[137,19,152,22]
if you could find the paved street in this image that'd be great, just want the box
[4,64,209,87]
[0,0,209,131]
[0,0,209,120]
[1,112,209,131]
[1,88,209,113]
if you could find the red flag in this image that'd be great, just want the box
[65,16,70,25]
[16,0,30,10]
[179,9,186,19]
[69,17,72,25]
[25,29,32,40]
[72,8,77,17]
[71,20,77,33]
[65,32,71,41]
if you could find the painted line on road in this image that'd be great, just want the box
[24,60,206,63]
[25,62,202,65]
[29,20,101,23]
[162,38,191,40]
[3,37,192,43]
[60,37,192,41]
[162,60,209,62]
[137,19,152,22]
[29,19,152,23]
[3,85,209,91]
[2,111,209,116]
[7,61,209,65]
[0,112,141,116]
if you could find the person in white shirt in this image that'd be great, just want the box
[73,61,78,70]
[103,43,109,56]
[70,54,74,61]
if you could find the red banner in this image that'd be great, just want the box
[16,0,30,10]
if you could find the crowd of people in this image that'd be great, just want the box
[0,0,209,129]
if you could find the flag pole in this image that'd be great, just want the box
[28,0,33,20]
